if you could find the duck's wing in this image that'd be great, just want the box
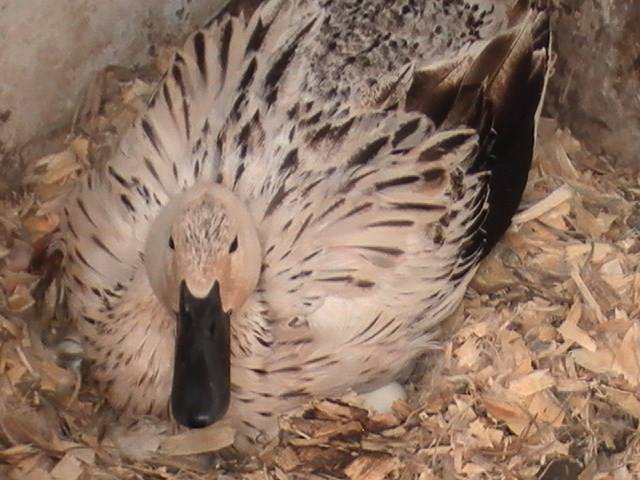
[407,7,552,256]
[259,8,551,337]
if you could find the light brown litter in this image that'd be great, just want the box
[1,45,640,480]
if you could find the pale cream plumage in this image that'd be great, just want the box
[59,0,551,450]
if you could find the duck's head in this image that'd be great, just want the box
[145,181,261,428]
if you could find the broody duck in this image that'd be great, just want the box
[59,0,551,449]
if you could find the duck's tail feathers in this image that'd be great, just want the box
[429,7,551,258]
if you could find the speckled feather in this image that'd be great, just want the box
[60,0,551,448]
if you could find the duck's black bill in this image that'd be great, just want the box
[171,280,230,429]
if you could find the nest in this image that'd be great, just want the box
[1,34,640,480]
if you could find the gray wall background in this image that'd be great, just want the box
[546,0,640,168]
[0,0,228,170]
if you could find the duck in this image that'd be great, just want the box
[58,0,551,451]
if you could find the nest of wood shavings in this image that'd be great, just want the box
[2,50,640,480]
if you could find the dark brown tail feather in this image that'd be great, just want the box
[436,10,551,258]
[477,12,550,257]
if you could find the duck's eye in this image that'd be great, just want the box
[168,236,175,250]
[228,236,238,254]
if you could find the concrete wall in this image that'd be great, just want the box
[546,1,640,167]
[0,0,228,164]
